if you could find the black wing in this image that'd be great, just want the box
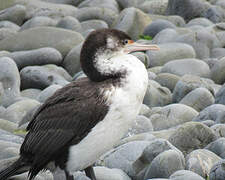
[20,78,109,177]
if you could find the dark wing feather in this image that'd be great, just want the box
[20,78,109,178]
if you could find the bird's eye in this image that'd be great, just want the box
[123,39,129,45]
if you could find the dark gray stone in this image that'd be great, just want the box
[20,16,57,31]
[144,150,185,179]
[168,122,217,155]
[203,5,225,23]
[143,19,176,38]
[0,5,26,25]
[186,149,221,178]
[56,16,82,32]
[215,83,225,105]
[170,170,205,180]
[210,159,225,180]
[20,65,70,90]
[0,57,21,107]
[193,104,225,124]
[8,47,63,70]
[0,27,84,57]
[205,138,225,159]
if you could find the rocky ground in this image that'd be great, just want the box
[0,0,225,179]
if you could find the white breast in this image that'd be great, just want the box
[66,54,148,173]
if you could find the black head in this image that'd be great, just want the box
[80,28,132,82]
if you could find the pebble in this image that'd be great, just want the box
[147,43,196,67]
[148,104,198,131]
[0,5,26,25]
[161,58,211,78]
[143,80,172,108]
[193,104,225,124]
[0,21,20,31]
[211,48,225,59]
[8,47,63,70]
[169,170,205,180]
[138,0,168,15]
[0,131,23,145]
[186,17,214,27]
[144,150,185,179]
[209,159,225,180]
[215,83,225,105]
[205,137,225,159]
[113,7,151,40]
[179,87,215,112]
[131,52,150,68]
[186,149,221,178]
[211,124,225,138]
[0,27,84,57]
[20,65,70,90]
[21,88,42,100]
[172,75,215,103]
[0,118,17,133]
[0,57,21,107]
[154,73,180,92]
[143,19,176,38]
[81,19,108,31]
[211,57,225,84]
[4,99,40,124]
[168,122,217,155]
[56,16,82,32]
[20,16,57,31]
[0,27,17,41]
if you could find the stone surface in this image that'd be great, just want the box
[154,73,180,92]
[161,59,211,78]
[186,149,221,178]
[215,83,225,105]
[0,28,18,41]
[20,65,70,90]
[205,138,225,159]
[143,80,172,108]
[211,48,225,59]
[179,87,214,112]
[0,21,20,31]
[138,0,168,15]
[0,5,26,25]
[144,150,185,179]
[211,124,225,138]
[169,170,205,180]
[0,57,21,107]
[143,19,176,38]
[131,52,150,68]
[148,104,198,131]
[20,16,57,31]
[81,19,108,31]
[211,57,225,84]
[4,99,40,124]
[186,17,214,27]
[21,89,42,101]
[193,104,225,124]
[113,7,151,40]
[172,75,215,103]
[0,119,17,133]
[8,47,63,70]
[0,27,84,57]
[56,16,82,32]
[210,159,225,180]
[147,43,196,67]
[0,131,23,144]
[168,122,217,155]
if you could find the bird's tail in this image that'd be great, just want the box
[0,157,27,180]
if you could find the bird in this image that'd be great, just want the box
[0,28,159,180]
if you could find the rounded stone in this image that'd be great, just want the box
[148,104,198,131]
[211,124,225,138]
[186,149,221,178]
[0,130,23,144]
[169,170,205,180]
[62,42,83,76]
[143,19,176,38]
[186,17,214,27]
[172,75,215,103]
[9,47,63,70]
[0,140,20,159]
[0,119,17,133]
[144,150,185,179]
[205,138,225,159]
[215,83,225,105]
[211,48,225,59]
[211,57,225,84]
[21,89,42,101]
[131,52,150,68]
[161,58,210,78]
[0,21,20,31]
[138,0,168,15]
[37,84,62,103]
[193,104,225,124]
[0,28,18,41]
[179,87,214,112]
[0,5,26,25]
[20,16,57,31]
[147,43,196,67]
[154,73,180,92]
[20,65,70,90]
[81,19,108,31]
[143,80,172,108]
[168,122,217,155]
[209,159,225,180]
[0,57,21,107]
[0,27,84,57]
[153,28,178,44]
[4,99,40,124]
[56,16,82,32]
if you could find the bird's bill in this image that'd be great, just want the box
[124,41,160,54]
